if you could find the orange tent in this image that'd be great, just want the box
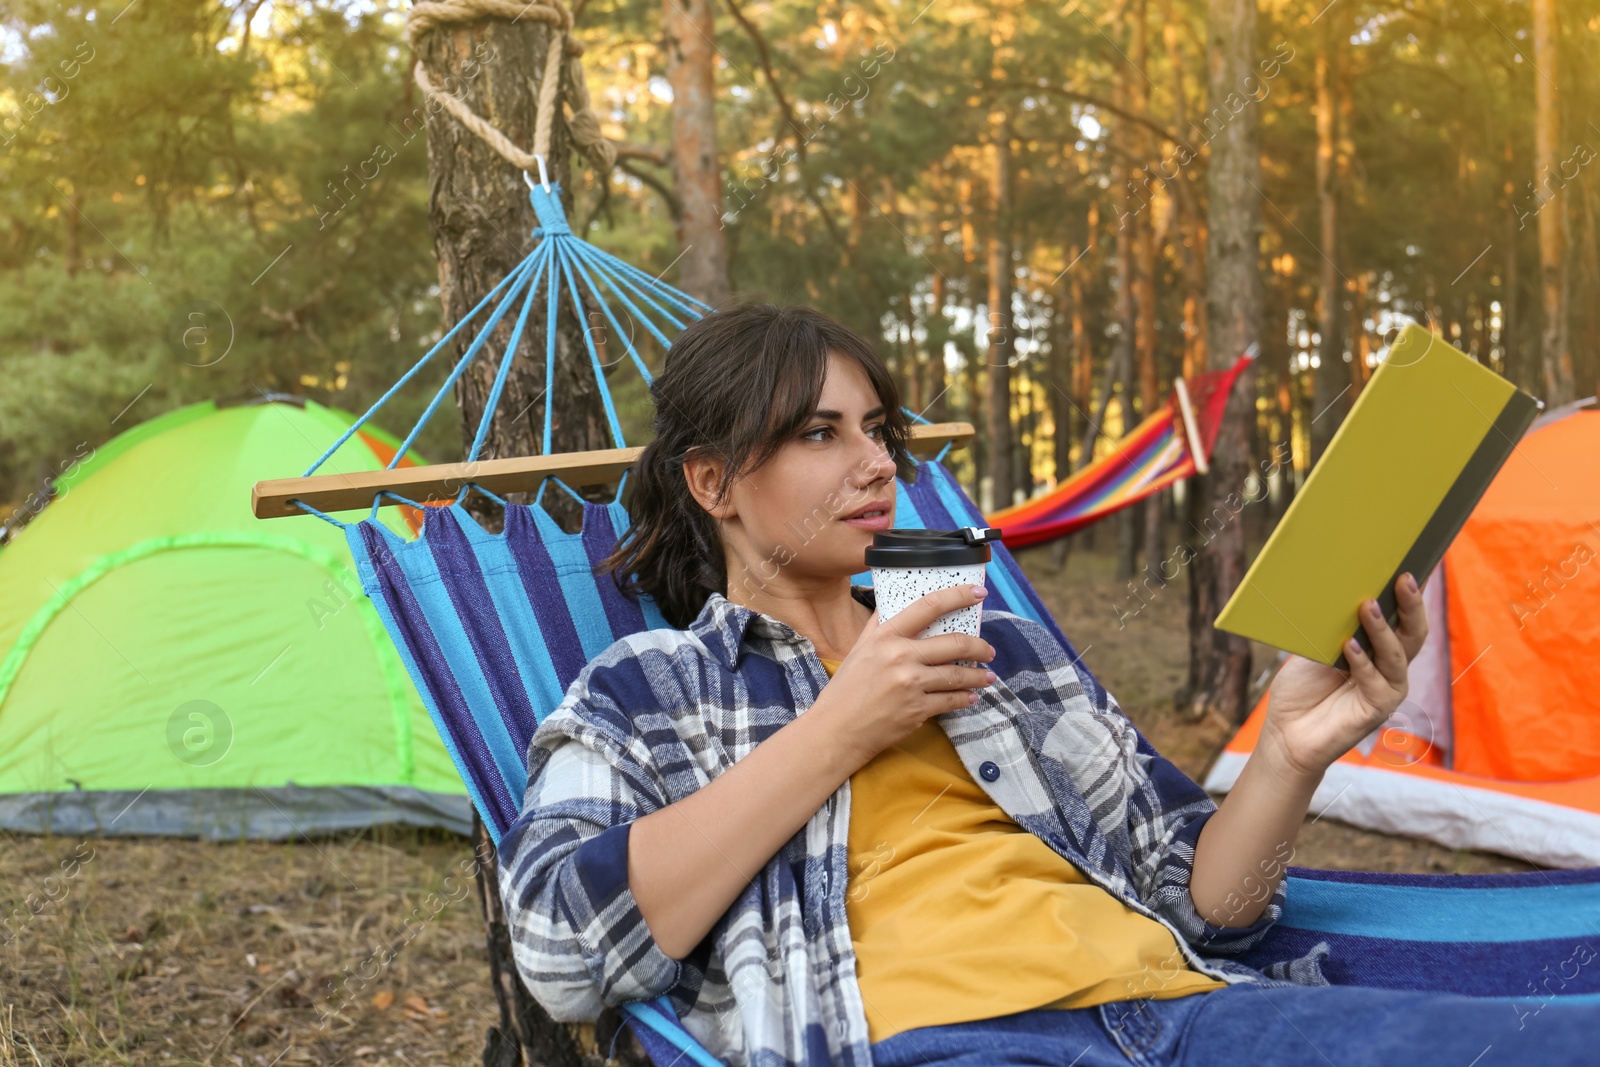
[1204,397,1600,868]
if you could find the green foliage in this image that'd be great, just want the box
[2,0,1597,510]
[0,0,453,507]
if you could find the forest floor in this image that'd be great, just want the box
[0,540,1534,1066]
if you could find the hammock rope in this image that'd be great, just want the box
[403,0,617,174]
[271,0,969,530]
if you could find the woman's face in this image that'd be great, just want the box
[692,351,900,599]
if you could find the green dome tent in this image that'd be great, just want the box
[0,394,470,839]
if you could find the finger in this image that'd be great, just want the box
[924,658,963,692]
[839,609,877,657]
[1392,572,1429,659]
[856,609,879,647]
[921,664,997,693]
[912,633,996,665]
[941,688,982,714]
[882,583,987,639]
[1342,635,1388,702]
[1357,598,1409,687]
[918,654,995,693]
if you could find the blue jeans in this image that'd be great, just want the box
[868,983,1600,1066]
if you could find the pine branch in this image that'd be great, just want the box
[721,0,810,160]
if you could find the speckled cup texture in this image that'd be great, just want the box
[871,561,987,666]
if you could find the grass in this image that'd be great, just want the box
[0,826,491,1064]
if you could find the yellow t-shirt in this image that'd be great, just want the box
[818,656,1226,1045]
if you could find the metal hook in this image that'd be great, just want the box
[534,155,551,191]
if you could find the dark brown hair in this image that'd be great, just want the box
[597,301,916,628]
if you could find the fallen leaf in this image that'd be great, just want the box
[256,962,273,974]
[370,991,395,1010]
[403,993,430,1014]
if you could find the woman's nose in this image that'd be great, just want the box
[851,430,896,483]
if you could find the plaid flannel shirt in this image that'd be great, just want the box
[497,585,1331,1067]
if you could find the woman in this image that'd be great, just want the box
[496,302,1593,1067]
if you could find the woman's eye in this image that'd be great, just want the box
[802,423,886,442]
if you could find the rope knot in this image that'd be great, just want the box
[529,183,573,236]
[403,0,614,176]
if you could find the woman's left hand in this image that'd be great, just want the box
[1260,572,1430,780]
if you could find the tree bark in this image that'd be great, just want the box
[1161,0,1208,382]
[1073,203,1101,466]
[902,289,922,413]
[966,336,988,507]
[924,273,949,421]
[414,10,647,1065]
[1112,74,1139,583]
[1531,0,1573,404]
[987,121,1017,510]
[1053,241,1085,485]
[1310,15,1348,464]
[663,0,731,305]
[1348,270,1371,395]
[1129,0,1165,588]
[1186,0,1261,724]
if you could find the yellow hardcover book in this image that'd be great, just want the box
[1215,324,1541,668]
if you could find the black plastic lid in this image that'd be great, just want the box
[871,526,1003,548]
[864,527,999,568]
[864,542,991,566]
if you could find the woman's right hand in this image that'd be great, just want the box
[816,584,997,769]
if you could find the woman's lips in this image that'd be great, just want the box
[842,509,892,531]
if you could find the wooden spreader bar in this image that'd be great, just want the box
[252,421,976,519]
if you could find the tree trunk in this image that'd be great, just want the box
[1348,270,1371,394]
[901,290,922,413]
[959,176,977,263]
[1016,364,1036,498]
[414,10,647,1065]
[1531,0,1573,404]
[1262,259,1293,518]
[967,347,988,507]
[1129,0,1165,587]
[987,122,1017,510]
[663,0,731,305]
[1186,0,1261,724]
[1073,202,1100,463]
[924,273,949,421]
[1310,16,1347,464]
[1053,242,1084,485]
[1162,0,1208,382]
[1112,74,1140,583]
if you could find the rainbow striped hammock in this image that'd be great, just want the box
[986,352,1254,548]
[263,182,1600,1066]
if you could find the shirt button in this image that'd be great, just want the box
[979,761,1000,782]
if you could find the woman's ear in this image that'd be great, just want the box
[683,449,736,521]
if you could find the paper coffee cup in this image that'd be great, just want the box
[865,527,1002,665]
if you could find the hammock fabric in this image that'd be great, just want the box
[273,183,1600,1065]
[314,460,1600,1065]
[986,353,1254,548]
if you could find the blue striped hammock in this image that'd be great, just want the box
[274,180,1600,1065]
